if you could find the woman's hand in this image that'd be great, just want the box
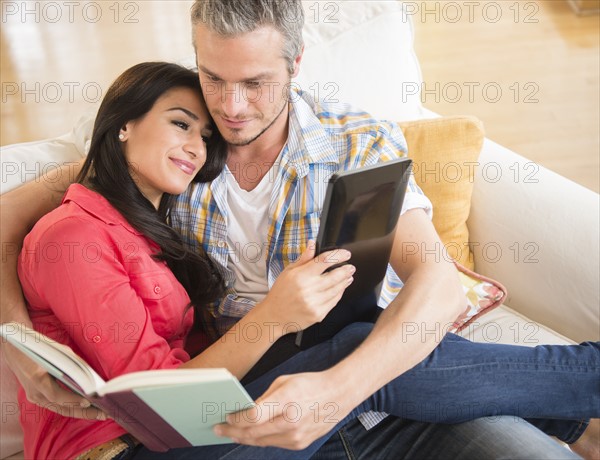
[258,242,355,332]
[2,344,107,420]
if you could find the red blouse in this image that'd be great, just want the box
[17,184,195,459]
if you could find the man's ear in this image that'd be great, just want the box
[291,45,305,78]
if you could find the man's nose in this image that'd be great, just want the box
[221,83,248,118]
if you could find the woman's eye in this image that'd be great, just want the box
[173,120,189,130]
[246,81,260,88]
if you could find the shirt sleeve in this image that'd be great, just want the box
[20,217,190,381]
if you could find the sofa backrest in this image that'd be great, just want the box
[1,1,424,195]
[296,0,424,121]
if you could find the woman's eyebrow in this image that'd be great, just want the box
[166,107,199,120]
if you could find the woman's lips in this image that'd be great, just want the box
[170,158,196,175]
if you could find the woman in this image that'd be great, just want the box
[16,62,599,460]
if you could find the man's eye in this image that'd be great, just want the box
[208,75,221,82]
[246,81,260,88]
[173,120,189,130]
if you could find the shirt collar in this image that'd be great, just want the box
[284,89,339,177]
[62,183,143,236]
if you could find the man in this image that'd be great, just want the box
[1,1,594,458]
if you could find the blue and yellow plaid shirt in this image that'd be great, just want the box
[171,90,431,338]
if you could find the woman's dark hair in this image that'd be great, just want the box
[77,62,225,308]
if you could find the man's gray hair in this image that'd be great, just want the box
[191,0,304,75]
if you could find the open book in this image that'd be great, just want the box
[0,322,254,452]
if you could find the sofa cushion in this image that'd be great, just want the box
[0,114,93,194]
[295,1,424,121]
[401,116,485,270]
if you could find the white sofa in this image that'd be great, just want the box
[1,2,598,458]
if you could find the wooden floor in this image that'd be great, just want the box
[1,0,598,192]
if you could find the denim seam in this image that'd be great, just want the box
[337,428,356,460]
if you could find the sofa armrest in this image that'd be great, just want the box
[467,138,599,343]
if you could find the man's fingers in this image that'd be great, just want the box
[225,404,264,427]
[216,414,294,446]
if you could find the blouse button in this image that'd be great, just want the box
[154,285,161,294]
[92,335,101,343]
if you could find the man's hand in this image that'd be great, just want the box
[214,371,351,450]
[2,344,106,420]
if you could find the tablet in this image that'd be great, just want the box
[295,157,413,349]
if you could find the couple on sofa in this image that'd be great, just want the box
[2,1,599,459]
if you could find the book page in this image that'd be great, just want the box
[100,368,237,395]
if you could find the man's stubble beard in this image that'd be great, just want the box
[218,98,288,147]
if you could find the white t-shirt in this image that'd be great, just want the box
[224,162,280,304]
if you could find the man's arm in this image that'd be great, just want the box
[1,164,79,323]
[328,207,465,387]
[216,208,466,448]
[0,161,104,419]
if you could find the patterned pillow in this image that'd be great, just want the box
[451,262,507,333]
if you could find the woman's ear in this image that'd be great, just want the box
[119,122,132,142]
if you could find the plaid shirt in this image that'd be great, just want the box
[172,89,431,337]
[172,89,432,429]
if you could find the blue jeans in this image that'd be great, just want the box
[132,323,599,459]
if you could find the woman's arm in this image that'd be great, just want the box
[181,244,355,379]
[1,163,80,324]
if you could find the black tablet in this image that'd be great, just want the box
[295,157,413,349]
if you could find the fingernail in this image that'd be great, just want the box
[348,265,356,274]
[340,250,351,259]
[214,426,223,436]
[346,276,354,285]
[80,400,91,408]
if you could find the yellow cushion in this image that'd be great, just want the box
[399,116,507,332]
[400,116,484,270]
